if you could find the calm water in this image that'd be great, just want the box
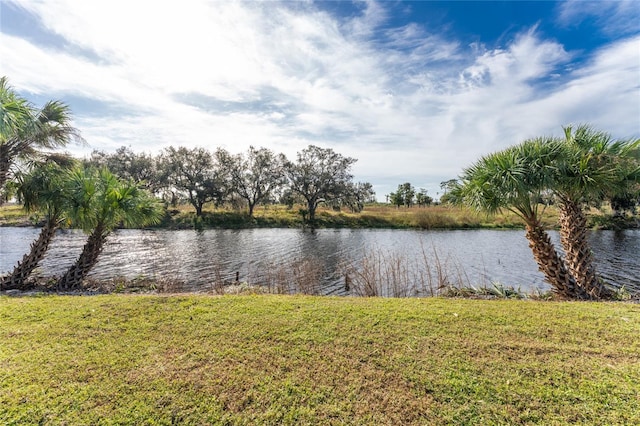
[1,227,638,295]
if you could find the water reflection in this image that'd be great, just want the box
[1,227,638,294]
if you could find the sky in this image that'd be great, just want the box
[1,0,639,200]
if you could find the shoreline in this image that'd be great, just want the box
[2,275,638,302]
[2,204,637,231]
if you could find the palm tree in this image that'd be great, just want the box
[0,159,75,290]
[1,77,32,196]
[555,125,640,298]
[452,138,590,299]
[57,167,164,290]
[0,76,81,201]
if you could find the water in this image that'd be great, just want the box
[1,227,638,295]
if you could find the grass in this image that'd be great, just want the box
[143,203,562,230]
[2,202,635,230]
[1,294,639,425]
[0,204,34,226]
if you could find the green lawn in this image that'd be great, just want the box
[1,294,638,425]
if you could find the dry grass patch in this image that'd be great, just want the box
[0,203,33,226]
[0,202,589,230]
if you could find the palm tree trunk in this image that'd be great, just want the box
[0,145,11,203]
[57,223,108,290]
[1,216,60,290]
[524,217,589,300]
[559,200,613,299]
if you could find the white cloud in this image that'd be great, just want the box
[557,0,640,36]
[1,0,638,200]
[519,35,640,138]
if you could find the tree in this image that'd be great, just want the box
[0,77,81,202]
[610,192,638,217]
[0,76,32,197]
[415,188,433,207]
[439,179,459,204]
[158,146,228,216]
[553,125,640,298]
[285,145,356,223]
[279,188,297,209]
[342,182,376,213]
[388,191,403,208]
[218,146,286,216]
[85,146,158,193]
[401,183,416,207]
[452,138,590,299]
[389,183,416,208]
[57,167,163,289]
[440,179,458,195]
[0,158,76,289]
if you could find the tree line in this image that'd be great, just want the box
[84,144,376,221]
[387,182,434,208]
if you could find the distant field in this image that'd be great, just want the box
[0,204,32,226]
[1,202,632,230]
[164,203,563,229]
[1,294,638,425]
[0,202,551,229]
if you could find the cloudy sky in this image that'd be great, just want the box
[1,0,639,199]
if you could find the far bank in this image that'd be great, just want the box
[2,203,637,230]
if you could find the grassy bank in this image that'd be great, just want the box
[1,294,638,425]
[158,204,559,230]
[3,202,634,230]
[0,204,33,226]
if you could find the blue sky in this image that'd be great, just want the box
[1,0,639,199]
